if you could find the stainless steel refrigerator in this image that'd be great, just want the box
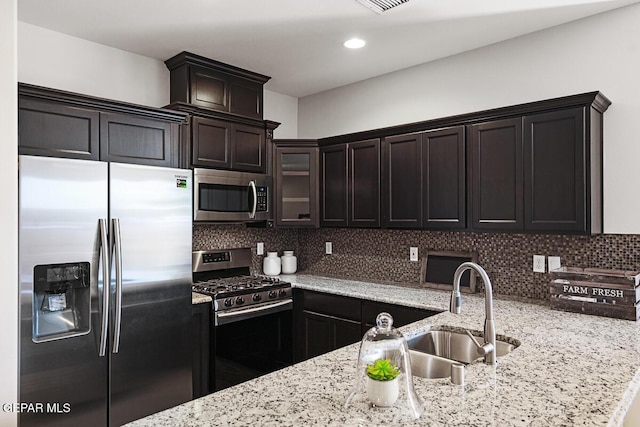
[19,155,193,426]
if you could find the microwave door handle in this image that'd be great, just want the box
[98,219,109,357]
[249,180,257,219]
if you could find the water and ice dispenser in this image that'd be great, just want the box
[32,262,91,342]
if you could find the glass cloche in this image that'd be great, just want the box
[344,312,424,420]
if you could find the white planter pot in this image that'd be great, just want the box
[366,377,399,407]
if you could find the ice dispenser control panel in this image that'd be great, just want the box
[33,262,91,342]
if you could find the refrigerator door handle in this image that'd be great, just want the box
[98,219,110,357]
[112,218,123,353]
[249,180,257,219]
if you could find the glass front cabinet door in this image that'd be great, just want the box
[274,141,319,227]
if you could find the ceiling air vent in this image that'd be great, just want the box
[355,0,410,14]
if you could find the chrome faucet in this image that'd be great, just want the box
[450,262,496,365]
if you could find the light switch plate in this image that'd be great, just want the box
[410,247,419,262]
[257,242,264,255]
[325,242,332,255]
[548,256,561,272]
[533,255,546,273]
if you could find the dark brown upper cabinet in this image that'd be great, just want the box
[100,112,178,168]
[382,126,465,230]
[523,107,594,233]
[320,139,381,228]
[165,51,270,120]
[165,51,277,173]
[191,117,265,173]
[349,139,381,227]
[470,118,524,231]
[273,140,319,228]
[422,126,466,229]
[320,144,348,227]
[19,97,100,161]
[18,84,186,168]
[383,132,423,228]
[315,91,610,235]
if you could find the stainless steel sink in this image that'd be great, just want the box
[408,330,520,378]
[409,351,463,379]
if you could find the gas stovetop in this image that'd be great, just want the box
[192,248,292,313]
[193,275,290,298]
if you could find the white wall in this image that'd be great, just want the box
[18,22,299,133]
[1,1,18,426]
[19,22,170,107]
[298,3,640,234]
[264,89,298,138]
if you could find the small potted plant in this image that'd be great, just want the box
[365,358,400,407]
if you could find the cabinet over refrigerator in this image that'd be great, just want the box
[19,155,193,426]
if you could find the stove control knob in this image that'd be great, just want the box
[278,289,287,297]
[235,296,245,305]
[268,290,277,299]
[224,298,233,308]
[252,294,262,302]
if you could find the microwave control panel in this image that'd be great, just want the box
[256,187,268,212]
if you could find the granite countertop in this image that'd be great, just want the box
[153,274,640,426]
[191,292,212,305]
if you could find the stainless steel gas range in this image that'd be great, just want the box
[192,248,293,392]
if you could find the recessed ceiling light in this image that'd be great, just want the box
[343,38,366,49]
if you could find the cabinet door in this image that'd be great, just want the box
[320,145,348,227]
[422,126,466,229]
[524,108,586,232]
[349,139,381,227]
[100,113,177,167]
[383,133,422,228]
[229,77,263,119]
[232,123,265,173]
[275,146,318,227]
[191,303,211,399]
[19,98,100,161]
[300,311,333,361]
[189,65,229,112]
[191,116,231,169]
[470,118,523,230]
[332,318,363,349]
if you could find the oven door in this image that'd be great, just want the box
[194,168,271,222]
[214,303,293,391]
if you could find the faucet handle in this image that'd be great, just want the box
[465,330,495,356]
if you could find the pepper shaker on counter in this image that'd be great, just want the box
[281,251,297,274]
[263,252,281,276]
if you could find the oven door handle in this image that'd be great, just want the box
[248,180,257,219]
[216,299,292,325]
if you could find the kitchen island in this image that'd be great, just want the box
[139,275,640,426]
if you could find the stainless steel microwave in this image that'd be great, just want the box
[193,168,272,222]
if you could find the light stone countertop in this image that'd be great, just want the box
[191,292,212,305]
[144,274,640,426]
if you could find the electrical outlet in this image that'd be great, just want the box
[410,247,419,262]
[325,241,332,255]
[257,242,264,255]
[548,256,561,272]
[533,255,546,273]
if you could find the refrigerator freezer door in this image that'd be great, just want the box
[108,163,193,426]
[19,156,109,426]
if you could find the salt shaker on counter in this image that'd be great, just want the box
[281,250,297,274]
[263,252,281,276]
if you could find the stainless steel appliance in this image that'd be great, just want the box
[192,248,293,391]
[193,168,271,223]
[19,155,193,427]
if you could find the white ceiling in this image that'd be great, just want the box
[18,0,640,98]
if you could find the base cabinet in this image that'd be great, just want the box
[293,289,438,363]
[191,302,212,399]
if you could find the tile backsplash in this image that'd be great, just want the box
[193,224,640,301]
